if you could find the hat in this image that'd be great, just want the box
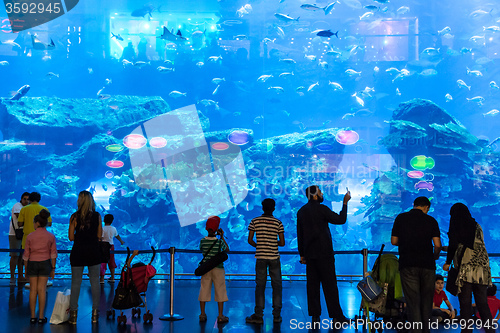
[206,216,221,232]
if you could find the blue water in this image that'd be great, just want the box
[0,0,499,276]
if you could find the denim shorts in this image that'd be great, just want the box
[26,259,52,277]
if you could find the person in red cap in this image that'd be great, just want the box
[198,216,230,324]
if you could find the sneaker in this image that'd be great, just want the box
[24,283,30,289]
[199,314,207,322]
[274,316,282,323]
[46,279,53,287]
[217,315,229,324]
[108,279,115,283]
[9,278,16,286]
[245,314,263,324]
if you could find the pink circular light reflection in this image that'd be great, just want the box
[106,160,124,168]
[149,137,167,148]
[123,134,147,149]
[407,171,424,179]
[212,142,230,150]
[335,130,359,145]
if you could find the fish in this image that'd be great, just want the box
[438,26,451,35]
[105,78,112,85]
[457,79,471,90]
[466,96,485,105]
[460,47,472,54]
[122,59,133,67]
[212,85,220,95]
[442,33,454,40]
[0,40,20,48]
[373,66,379,73]
[208,55,223,62]
[276,26,285,39]
[490,81,499,90]
[466,68,483,77]
[342,113,355,119]
[111,33,124,41]
[158,26,187,43]
[98,94,111,100]
[268,86,285,93]
[445,94,453,102]
[397,6,410,14]
[254,115,264,124]
[483,109,499,117]
[373,0,389,3]
[234,34,248,40]
[345,69,362,76]
[169,91,187,98]
[316,30,338,38]
[257,74,273,82]
[359,12,374,20]
[323,2,338,15]
[222,20,243,26]
[196,62,204,68]
[326,49,342,57]
[343,0,362,9]
[475,57,492,65]
[421,47,440,57]
[133,61,149,68]
[364,5,378,11]
[304,55,317,61]
[352,92,365,106]
[419,69,438,76]
[396,88,401,96]
[279,58,296,64]
[31,35,55,50]
[131,4,154,18]
[319,61,328,69]
[279,72,294,78]
[469,35,485,42]
[307,82,319,92]
[296,86,306,92]
[157,66,175,73]
[102,184,108,191]
[199,99,219,110]
[484,26,500,32]
[274,13,299,23]
[262,38,276,44]
[301,2,337,15]
[10,85,30,101]
[469,9,492,19]
[88,68,93,74]
[212,78,225,85]
[0,61,9,66]
[46,72,59,78]
[236,4,252,17]
[386,67,401,74]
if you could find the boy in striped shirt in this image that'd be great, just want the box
[246,198,285,324]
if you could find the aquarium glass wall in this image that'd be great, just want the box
[1,0,500,276]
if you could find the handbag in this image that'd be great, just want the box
[446,244,466,296]
[11,218,23,240]
[49,289,71,324]
[112,270,144,309]
[194,239,228,276]
[99,241,112,263]
[357,245,385,302]
[358,275,382,302]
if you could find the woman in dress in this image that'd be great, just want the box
[68,190,102,324]
[443,203,493,333]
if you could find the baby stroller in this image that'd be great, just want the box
[107,247,157,324]
[356,245,405,329]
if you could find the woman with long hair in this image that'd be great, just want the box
[443,203,493,333]
[68,190,102,324]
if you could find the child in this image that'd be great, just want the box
[432,274,455,322]
[475,284,500,320]
[100,214,124,283]
[22,209,57,325]
[198,216,230,324]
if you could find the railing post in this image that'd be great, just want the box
[159,247,184,321]
[362,248,368,277]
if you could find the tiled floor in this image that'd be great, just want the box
[2,277,468,332]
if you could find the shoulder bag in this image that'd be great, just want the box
[194,239,228,276]
[11,218,24,240]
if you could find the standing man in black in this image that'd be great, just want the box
[297,185,351,324]
[391,196,441,333]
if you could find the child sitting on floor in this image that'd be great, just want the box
[432,274,456,322]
